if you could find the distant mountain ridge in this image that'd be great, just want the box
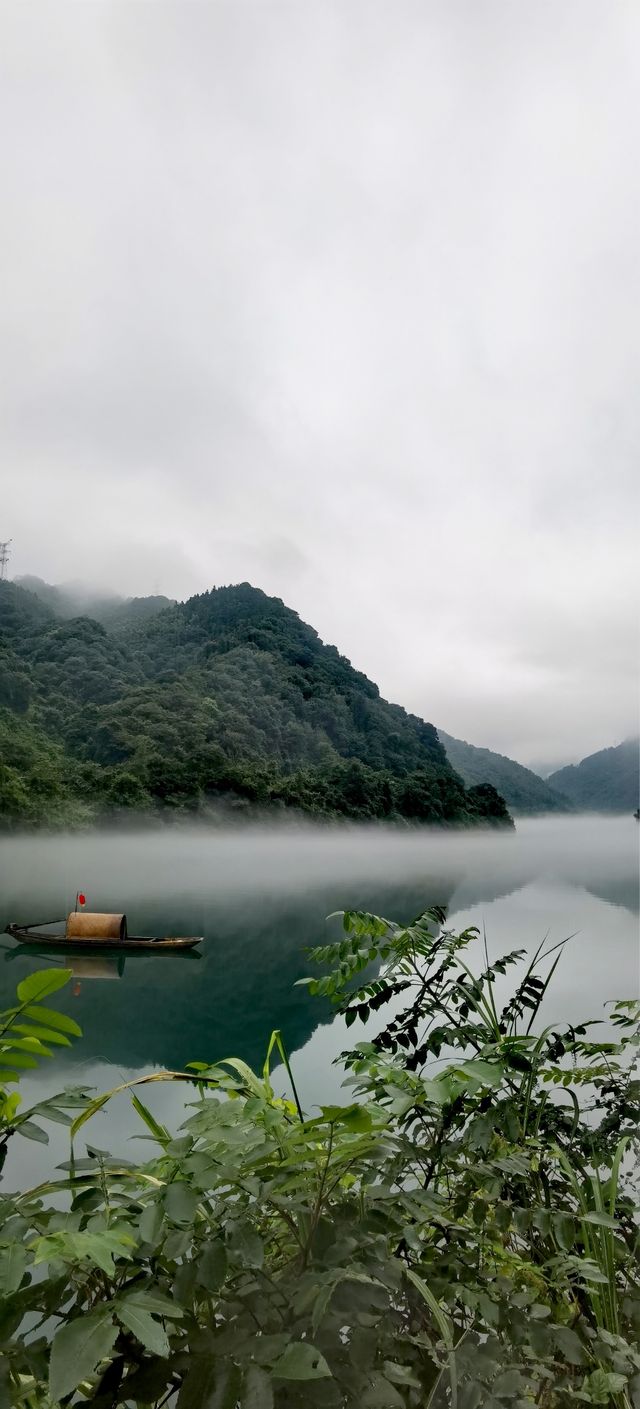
[15,575,175,631]
[0,578,512,830]
[548,739,639,814]
[437,730,573,815]
[440,728,640,816]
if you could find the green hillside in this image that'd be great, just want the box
[438,729,573,815]
[548,739,639,813]
[16,574,174,631]
[0,580,512,830]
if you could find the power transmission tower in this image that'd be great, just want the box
[0,540,12,581]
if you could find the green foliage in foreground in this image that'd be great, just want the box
[1,910,639,1407]
[0,580,512,829]
[0,967,85,1176]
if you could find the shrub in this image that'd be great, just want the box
[0,910,638,1406]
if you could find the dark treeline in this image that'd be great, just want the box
[0,580,512,830]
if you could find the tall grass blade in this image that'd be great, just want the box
[406,1268,457,1409]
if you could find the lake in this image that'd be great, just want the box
[1,815,637,1186]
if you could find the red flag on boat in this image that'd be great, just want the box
[77,892,86,907]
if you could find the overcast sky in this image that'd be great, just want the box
[1,2,639,769]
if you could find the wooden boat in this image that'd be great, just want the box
[6,911,202,952]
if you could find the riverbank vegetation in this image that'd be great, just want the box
[1,907,638,1406]
[0,581,511,830]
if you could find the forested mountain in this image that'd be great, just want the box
[0,580,512,829]
[548,739,639,813]
[16,575,174,631]
[438,730,573,815]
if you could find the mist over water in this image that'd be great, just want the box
[1,815,637,1187]
[1,813,637,916]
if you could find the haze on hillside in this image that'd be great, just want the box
[2,2,639,768]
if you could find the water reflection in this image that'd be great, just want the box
[2,948,127,981]
[0,816,637,1084]
[0,879,452,1074]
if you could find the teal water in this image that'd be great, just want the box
[1,816,637,1185]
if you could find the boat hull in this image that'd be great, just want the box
[5,925,202,952]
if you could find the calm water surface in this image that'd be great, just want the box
[1,816,637,1185]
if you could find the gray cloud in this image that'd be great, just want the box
[1,0,638,767]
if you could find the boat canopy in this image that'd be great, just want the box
[66,912,127,941]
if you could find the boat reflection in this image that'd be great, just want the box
[66,954,125,992]
[0,942,126,991]
[1,939,199,1005]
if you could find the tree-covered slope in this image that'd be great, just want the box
[438,729,573,815]
[15,575,174,631]
[547,739,639,813]
[0,580,512,829]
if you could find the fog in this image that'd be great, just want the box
[0,815,636,923]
